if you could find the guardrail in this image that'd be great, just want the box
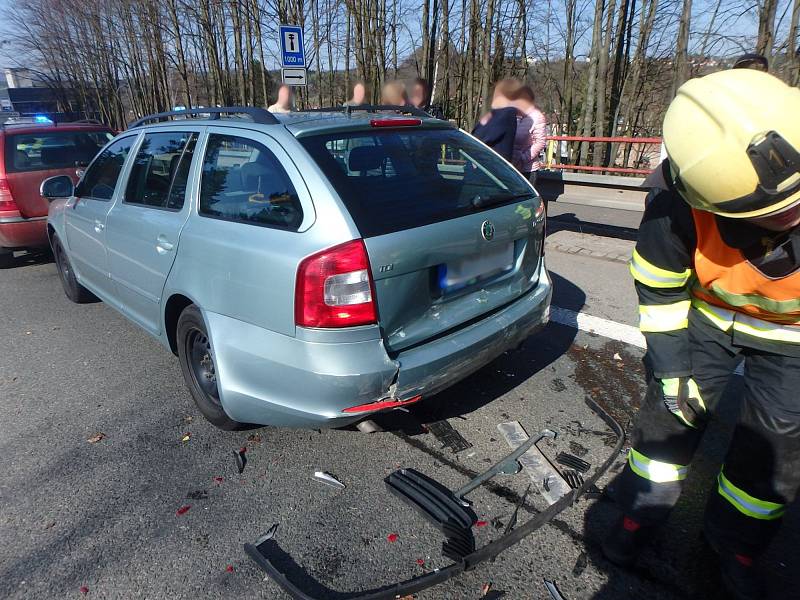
[537,170,648,213]
[544,135,662,176]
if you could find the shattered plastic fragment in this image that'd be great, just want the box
[246,433,262,444]
[86,433,105,444]
[234,449,247,474]
[476,520,488,527]
[176,505,191,516]
[213,476,224,484]
[387,533,399,543]
[79,586,89,594]
[181,433,191,442]
[416,559,425,566]
[225,565,235,573]
[480,582,492,597]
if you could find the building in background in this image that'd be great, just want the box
[1,66,99,122]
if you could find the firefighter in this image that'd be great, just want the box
[602,69,800,600]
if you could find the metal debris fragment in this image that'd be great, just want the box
[544,579,566,600]
[313,471,345,489]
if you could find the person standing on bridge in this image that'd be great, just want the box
[268,84,293,114]
[602,69,800,600]
[493,79,547,186]
[344,82,367,107]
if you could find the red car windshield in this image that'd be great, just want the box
[4,130,114,173]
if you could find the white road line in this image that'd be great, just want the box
[550,305,745,376]
[550,306,646,348]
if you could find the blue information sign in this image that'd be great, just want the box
[279,25,306,68]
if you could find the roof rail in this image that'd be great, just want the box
[128,106,279,129]
[305,104,432,118]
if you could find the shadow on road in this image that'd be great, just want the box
[0,248,53,270]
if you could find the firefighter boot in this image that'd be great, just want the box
[601,515,653,567]
[704,534,766,600]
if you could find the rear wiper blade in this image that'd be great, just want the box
[471,192,534,210]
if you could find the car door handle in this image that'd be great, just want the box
[94,220,104,232]
[156,236,174,254]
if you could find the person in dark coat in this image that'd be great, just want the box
[472,107,519,162]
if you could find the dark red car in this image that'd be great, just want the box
[0,120,114,253]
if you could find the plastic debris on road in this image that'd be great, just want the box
[225,565,235,573]
[181,433,191,442]
[312,471,345,489]
[86,433,105,444]
[387,533,399,543]
[186,490,208,500]
[176,505,191,516]
[213,476,224,484]
[234,448,247,474]
[79,586,89,594]
[572,552,588,577]
[480,582,492,597]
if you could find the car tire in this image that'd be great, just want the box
[52,234,96,303]
[176,305,246,431]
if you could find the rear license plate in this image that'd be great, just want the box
[438,243,514,293]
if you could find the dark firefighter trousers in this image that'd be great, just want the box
[615,309,800,557]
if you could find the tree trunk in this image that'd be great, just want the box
[757,0,779,57]
[671,0,692,98]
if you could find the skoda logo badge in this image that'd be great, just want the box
[481,220,495,241]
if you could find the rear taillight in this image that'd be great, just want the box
[0,178,19,213]
[295,239,378,328]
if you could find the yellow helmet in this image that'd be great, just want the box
[663,69,800,218]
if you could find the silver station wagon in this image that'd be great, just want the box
[44,106,551,430]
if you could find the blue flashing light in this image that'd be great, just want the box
[34,115,53,123]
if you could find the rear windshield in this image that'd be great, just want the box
[299,128,533,237]
[4,130,114,173]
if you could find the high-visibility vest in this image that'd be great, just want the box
[691,208,800,343]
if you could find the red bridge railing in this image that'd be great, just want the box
[544,135,662,176]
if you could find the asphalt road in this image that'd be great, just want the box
[0,238,797,600]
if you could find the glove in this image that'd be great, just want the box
[661,377,706,428]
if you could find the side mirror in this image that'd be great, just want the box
[40,175,74,200]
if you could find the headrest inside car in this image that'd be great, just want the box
[348,146,386,173]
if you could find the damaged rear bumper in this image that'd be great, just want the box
[208,271,551,428]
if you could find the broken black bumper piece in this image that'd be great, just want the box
[244,398,624,600]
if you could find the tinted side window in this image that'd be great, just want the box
[199,134,302,230]
[76,136,136,201]
[124,132,197,210]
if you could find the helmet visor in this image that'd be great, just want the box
[673,131,800,217]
